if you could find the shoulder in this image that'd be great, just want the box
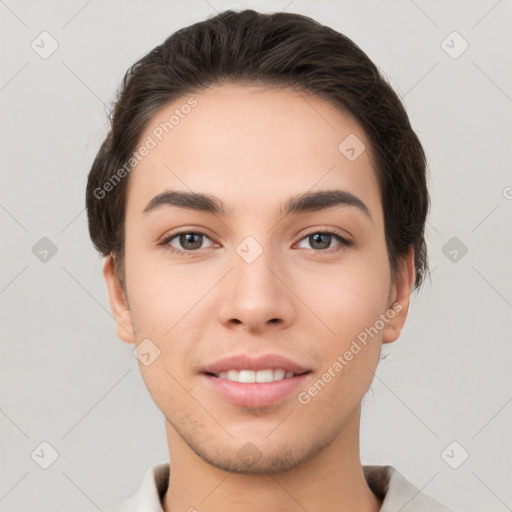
[107,462,170,512]
[363,464,455,512]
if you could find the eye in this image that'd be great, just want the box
[161,231,214,254]
[296,230,351,253]
[159,229,351,256]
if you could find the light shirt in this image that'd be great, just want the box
[109,462,454,511]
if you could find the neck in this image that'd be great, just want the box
[162,407,382,512]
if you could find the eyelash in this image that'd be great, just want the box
[159,229,351,257]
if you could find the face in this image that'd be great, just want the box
[104,84,414,474]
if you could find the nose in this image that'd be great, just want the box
[217,243,296,333]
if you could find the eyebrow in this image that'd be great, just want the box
[142,189,372,222]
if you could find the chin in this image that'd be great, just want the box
[183,428,332,476]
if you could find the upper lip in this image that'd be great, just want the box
[201,354,312,375]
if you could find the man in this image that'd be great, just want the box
[86,9,453,512]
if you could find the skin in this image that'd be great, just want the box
[103,84,415,512]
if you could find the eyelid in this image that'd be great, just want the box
[294,228,352,252]
[159,227,217,252]
[298,226,352,243]
[159,225,215,243]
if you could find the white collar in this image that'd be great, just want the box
[110,462,453,512]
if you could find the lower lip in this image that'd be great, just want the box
[202,373,311,408]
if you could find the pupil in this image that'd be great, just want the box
[181,233,202,250]
[311,233,330,250]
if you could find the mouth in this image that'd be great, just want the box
[204,368,312,383]
[201,369,313,408]
[200,353,313,408]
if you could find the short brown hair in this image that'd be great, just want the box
[86,9,430,292]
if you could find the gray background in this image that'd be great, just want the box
[1,1,511,511]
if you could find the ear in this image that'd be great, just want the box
[382,246,416,344]
[103,255,136,344]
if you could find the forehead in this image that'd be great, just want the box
[125,84,382,221]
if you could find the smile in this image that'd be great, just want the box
[202,371,312,408]
[212,368,303,383]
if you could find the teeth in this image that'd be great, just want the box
[274,369,286,380]
[255,369,273,383]
[239,370,256,383]
[216,369,297,383]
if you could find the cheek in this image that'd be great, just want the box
[299,279,385,412]
[299,258,390,338]
[124,252,213,386]
[125,245,199,331]
[294,248,390,395]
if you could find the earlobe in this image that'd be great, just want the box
[103,255,136,344]
[382,246,416,344]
